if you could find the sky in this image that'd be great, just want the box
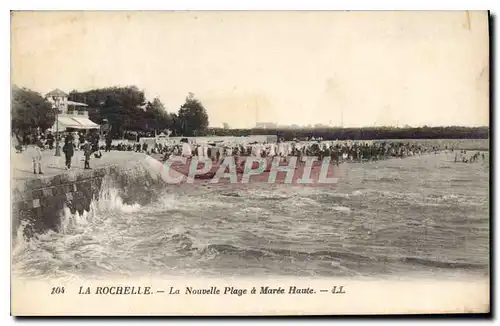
[11,11,489,128]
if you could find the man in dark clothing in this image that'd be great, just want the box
[46,132,54,149]
[62,137,74,170]
[105,133,112,152]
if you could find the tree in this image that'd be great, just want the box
[11,86,56,137]
[70,86,146,137]
[145,97,174,134]
[177,92,209,136]
[67,88,210,137]
[223,122,230,129]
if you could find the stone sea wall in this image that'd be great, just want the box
[11,156,170,239]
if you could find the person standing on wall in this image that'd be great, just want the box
[62,136,74,170]
[82,140,92,169]
[30,135,44,175]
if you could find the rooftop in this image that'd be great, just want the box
[45,88,69,98]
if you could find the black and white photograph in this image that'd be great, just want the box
[10,10,490,315]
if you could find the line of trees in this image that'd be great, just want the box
[11,85,489,141]
[69,87,209,138]
[207,126,490,141]
[11,85,211,139]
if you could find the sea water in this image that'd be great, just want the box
[12,151,490,280]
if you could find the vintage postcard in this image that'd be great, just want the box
[10,11,490,316]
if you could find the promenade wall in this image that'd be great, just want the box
[11,152,171,239]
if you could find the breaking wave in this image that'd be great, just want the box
[11,152,489,278]
[12,174,150,276]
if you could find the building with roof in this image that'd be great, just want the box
[45,89,100,131]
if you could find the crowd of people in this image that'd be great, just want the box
[61,131,103,170]
[112,139,450,166]
[455,150,486,163]
[15,129,487,176]
[152,140,444,164]
[84,136,488,166]
[15,129,104,174]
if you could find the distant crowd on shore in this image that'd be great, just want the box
[143,139,485,165]
[14,129,488,176]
